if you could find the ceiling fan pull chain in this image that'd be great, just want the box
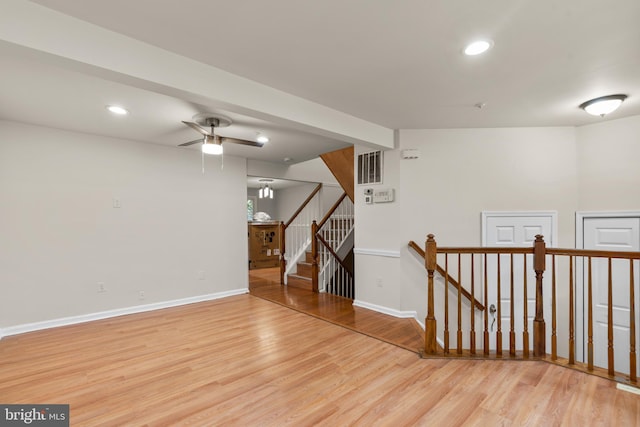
[202,148,205,174]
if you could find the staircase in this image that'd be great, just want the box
[280,145,356,296]
[286,251,314,291]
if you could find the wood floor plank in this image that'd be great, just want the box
[1,293,638,426]
[249,267,424,352]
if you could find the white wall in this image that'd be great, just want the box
[354,144,403,311]
[353,115,640,358]
[0,120,248,330]
[576,115,640,211]
[248,187,278,219]
[247,156,343,221]
[248,182,342,223]
[274,183,318,222]
[354,127,578,318]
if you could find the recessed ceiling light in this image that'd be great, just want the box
[106,105,129,115]
[579,94,628,117]
[256,134,269,143]
[464,40,493,56]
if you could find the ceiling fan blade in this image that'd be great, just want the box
[220,137,264,148]
[178,138,203,147]
[182,121,212,136]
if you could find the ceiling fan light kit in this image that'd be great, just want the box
[579,94,628,117]
[179,114,265,155]
[202,139,223,155]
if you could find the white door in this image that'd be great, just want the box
[483,212,555,351]
[583,217,640,376]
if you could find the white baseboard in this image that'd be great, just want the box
[353,299,417,319]
[617,383,640,395]
[0,288,248,340]
[353,300,446,348]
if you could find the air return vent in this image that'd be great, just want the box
[357,150,383,185]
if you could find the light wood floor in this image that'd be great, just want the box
[1,294,638,426]
[249,267,424,352]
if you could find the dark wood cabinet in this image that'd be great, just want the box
[248,222,280,269]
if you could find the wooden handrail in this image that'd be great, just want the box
[317,233,353,277]
[436,246,640,258]
[317,192,348,230]
[546,248,640,259]
[284,183,323,228]
[408,241,485,311]
[438,247,533,254]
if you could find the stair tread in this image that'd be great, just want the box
[288,274,312,281]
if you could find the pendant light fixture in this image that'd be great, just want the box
[258,179,274,199]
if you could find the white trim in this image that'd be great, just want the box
[617,383,640,395]
[481,210,558,247]
[353,300,416,319]
[0,288,247,339]
[353,248,401,258]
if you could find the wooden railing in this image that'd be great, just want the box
[546,247,639,381]
[279,183,322,284]
[408,241,484,311]
[420,234,640,386]
[312,193,354,297]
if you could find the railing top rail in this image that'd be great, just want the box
[284,183,322,228]
[317,192,349,230]
[547,248,640,259]
[437,247,533,255]
[419,241,640,259]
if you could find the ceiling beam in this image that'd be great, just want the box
[0,0,394,149]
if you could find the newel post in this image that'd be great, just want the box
[279,221,286,285]
[425,234,438,355]
[533,235,546,357]
[311,220,319,293]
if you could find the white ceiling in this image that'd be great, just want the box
[0,42,350,164]
[2,1,639,163]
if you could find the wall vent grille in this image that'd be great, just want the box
[357,150,383,185]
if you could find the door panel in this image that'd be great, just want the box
[484,214,554,351]
[583,217,640,376]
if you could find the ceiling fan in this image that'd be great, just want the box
[179,114,265,155]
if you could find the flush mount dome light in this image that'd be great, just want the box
[579,94,628,117]
[464,39,493,56]
[106,105,129,115]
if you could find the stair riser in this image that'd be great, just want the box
[287,276,312,291]
[296,263,312,277]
